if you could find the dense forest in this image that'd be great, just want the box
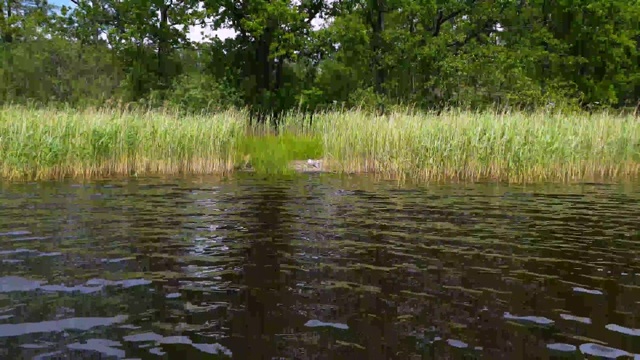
[1,0,639,123]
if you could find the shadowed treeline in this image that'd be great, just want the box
[1,0,639,120]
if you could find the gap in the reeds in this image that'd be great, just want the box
[236,114,324,175]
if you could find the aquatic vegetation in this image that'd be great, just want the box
[1,105,639,182]
[0,106,244,179]
[234,133,323,174]
[315,109,640,183]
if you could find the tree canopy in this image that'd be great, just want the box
[1,0,639,120]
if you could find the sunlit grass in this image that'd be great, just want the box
[312,110,640,183]
[235,133,323,174]
[1,105,639,183]
[0,106,244,179]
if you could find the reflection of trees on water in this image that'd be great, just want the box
[121,180,197,331]
[38,181,199,318]
[287,184,505,359]
[226,181,295,360]
[5,178,640,358]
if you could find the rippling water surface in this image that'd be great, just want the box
[1,175,639,359]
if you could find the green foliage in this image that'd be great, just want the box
[235,134,323,174]
[318,109,640,182]
[0,106,244,179]
[2,0,639,183]
[0,38,122,107]
[1,0,639,116]
[1,106,638,183]
[164,73,242,114]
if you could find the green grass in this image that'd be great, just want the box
[0,106,244,179]
[235,134,323,174]
[1,105,639,183]
[313,110,640,182]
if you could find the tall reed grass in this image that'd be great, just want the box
[0,106,244,179]
[1,105,638,182]
[314,110,640,182]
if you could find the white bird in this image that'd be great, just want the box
[307,159,320,168]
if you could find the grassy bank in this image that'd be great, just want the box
[318,111,640,182]
[1,106,639,182]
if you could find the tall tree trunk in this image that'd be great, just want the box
[540,0,550,97]
[90,0,101,44]
[253,27,273,125]
[2,0,13,43]
[0,1,5,42]
[370,0,385,96]
[636,35,640,107]
[158,3,170,89]
[409,14,416,98]
[271,56,285,130]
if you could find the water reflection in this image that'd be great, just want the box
[228,183,295,359]
[0,176,639,359]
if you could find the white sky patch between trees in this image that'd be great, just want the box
[182,1,329,43]
[56,0,328,43]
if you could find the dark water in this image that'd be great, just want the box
[1,175,639,360]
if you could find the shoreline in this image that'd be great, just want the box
[1,159,639,184]
[234,159,337,174]
[3,159,638,184]
[289,159,328,173]
[1,106,639,183]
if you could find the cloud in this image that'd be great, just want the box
[187,26,237,42]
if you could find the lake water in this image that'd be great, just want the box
[0,174,639,359]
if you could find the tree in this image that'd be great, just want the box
[1,0,638,114]
[203,0,327,126]
[61,0,202,99]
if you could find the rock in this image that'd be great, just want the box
[307,159,321,168]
